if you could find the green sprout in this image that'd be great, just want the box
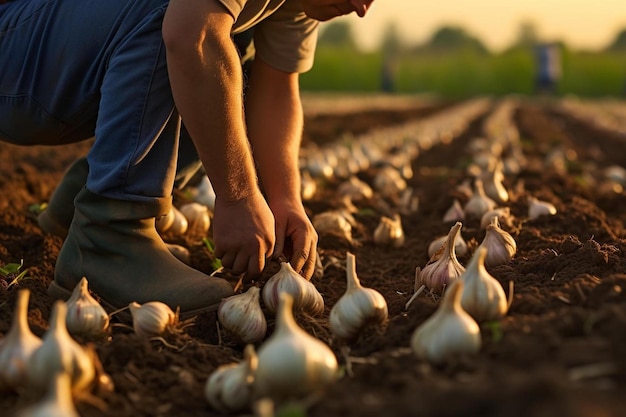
[484,320,503,343]
[0,259,32,288]
[202,237,223,271]
[28,202,48,215]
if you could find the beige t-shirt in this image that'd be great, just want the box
[217,0,319,73]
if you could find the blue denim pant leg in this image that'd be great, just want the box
[0,0,178,201]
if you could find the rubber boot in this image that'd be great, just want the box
[49,187,233,315]
[38,157,89,238]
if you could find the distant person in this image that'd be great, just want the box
[534,42,562,95]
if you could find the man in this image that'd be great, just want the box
[0,0,374,314]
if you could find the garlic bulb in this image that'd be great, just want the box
[194,175,216,210]
[300,170,317,201]
[337,176,373,201]
[398,187,419,216]
[0,289,42,390]
[329,252,388,341]
[65,277,109,338]
[463,179,496,219]
[427,232,468,258]
[26,301,95,393]
[480,207,512,229]
[479,216,517,267]
[254,293,338,400]
[16,372,80,417]
[129,301,178,338]
[156,205,188,235]
[419,222,465,294]
[410,280,481,364]
[262,262,324,316]
[312,211,353,243]
[459,247,508,322]
[528,196,557,220]
[218,286,267,344]
[442,199,465,223]
[373,166,407,199]
[481,161,509,203]
[205,344,258,413]
[373,214,405,248]
[179,202,211,238]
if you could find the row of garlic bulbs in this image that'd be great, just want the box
[208,252,388,412]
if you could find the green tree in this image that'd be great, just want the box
[606,28,626,52]
[421,26,488,54]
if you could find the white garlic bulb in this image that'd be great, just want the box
[410,280,481,364]
[373,166,407,199]
[194,175,217,210]
[373,214,405,248]
[398,187,419,216]
[0,289,42,391]
[26,301,95,393]
[65,277,109,338]
[459,247,508,322]
[479,216,517,267]
[300,170,317,201]
[442,199,465,223]
[218,286,267,344]
[329,252,388,342]
[312,211,353,243]
[179,202,211,238]
[480,207,512,229]
[528,196,557,220]
[262,262,324,316]
[16,372,80,417]
[129,301,177,338]
[254,293,338,400]
[427,232,468,258]
[463,179,496,219]
[481,161,509,203]
[337,176,373,201]
[156,205,188,235]
[205,344,258,413]
[419,222,466,294]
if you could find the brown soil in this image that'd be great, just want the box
[1,97,626,417]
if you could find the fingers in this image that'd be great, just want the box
[299,240,318,280]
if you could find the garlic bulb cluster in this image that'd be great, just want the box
[156,205,188,235]
[464,179,496,219]
[205,344,258,413]
[312,211,353,243]
[0,289,42,390]
[442,199,465,223]
[329,252,388,342]
[528,196,557,220]
[129,301,178,338]
[427,231,468,258]
[373,214,405,248]
[337,176,373,201]
[479,216,517,267]
[419,222,466,294]
[65,277,109,338]
[410,280,481,364]
[459,247,508,322]
[16,372,80,417]
[26,301,95,393]
[218,286,267,344]
[480,207,512,229]
[179,202,211,238]
[262,262,324,316]
[255,293,338,401]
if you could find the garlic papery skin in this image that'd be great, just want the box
[129,301,177,338]
[262,262,324,316]
[16,372,80,417]
[410,280,481,364]
[442,199,465,223]
[528,196,557,220]
[459,247,508,322]
[205,344,258,413]
[419,222,466,294]
[479,216,517,267]
[427,232,468,258]
[480,207,512,229]
[179,202,211,239]
[329,252,388,342]
[312,211,353,243]
[26,301,95,393]
[463,179,496,219]
[218,286,267,344]
[65,277,109,338]
[373,214,405,248]
[0,289,42,391]
[254,293,338,401]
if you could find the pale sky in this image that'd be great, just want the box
[329,0,626,52]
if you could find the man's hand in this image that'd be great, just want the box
[213,191,275,278]
[271,201,319,280]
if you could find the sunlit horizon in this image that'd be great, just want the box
[328,0,626,52]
